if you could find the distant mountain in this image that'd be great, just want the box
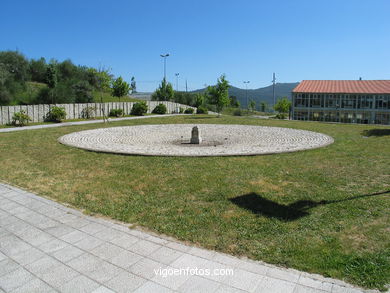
[192,82,299,109]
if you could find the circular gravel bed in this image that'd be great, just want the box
[58,124,334,157]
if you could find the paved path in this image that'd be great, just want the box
[0,114,186,133]
[0,183,373,293]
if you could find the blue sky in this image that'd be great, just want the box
[1,0,389,92]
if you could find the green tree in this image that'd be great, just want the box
[112,76,130,101]
[57,59,78,81]
[274,97,291,119]
[260,101,268,112]
[0,63,11,105]
[229,95,240,108]
[73,80,93,103]
[0,63,10,85]
[130,76,136,93]
[206,74,230,116]
[94,67,113,92]
[151,78,174,101]
[29,57,47,83]
[195,93,205,107]
[45,63,58,104]
[46,63,57,89]
[0,88,11,105]
[173,91,197,106]
[249,99,256,112]
[0,51,29,82]
[0,51,29,104]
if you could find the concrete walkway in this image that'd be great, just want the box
[0,114,186,133]
[0,183,373,293]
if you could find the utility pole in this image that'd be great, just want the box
[272,73,276,111]
[243,81,250,109]
[160,53,170,81]
[175,73,179,91]
[185,79,188,92]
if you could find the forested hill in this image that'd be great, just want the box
[192,82,299,108]
[0,50,123,105]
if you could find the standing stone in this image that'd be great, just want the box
[190,126,202,144]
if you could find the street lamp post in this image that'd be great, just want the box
[243,81,250,109]
[175,73,179,91]
[272,73,276,111]
[160,53,170,81]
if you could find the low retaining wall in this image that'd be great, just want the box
[0,101,195,125]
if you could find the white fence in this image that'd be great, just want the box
[0,101,196,125]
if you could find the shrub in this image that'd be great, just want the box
[276,113,287,119]
[131,101,148,116]
[109,108,124,117]
[196,105,208,114]
[12,110,31,126]
[184,108,194,114]
[152,103,167,115]
[233,109,242,116]
[179,107,184,113]
[45,106,66,122]
[81,106,96,119]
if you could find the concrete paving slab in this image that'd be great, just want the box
[0,267,34,292]
[0,183,375,293]
[105,271,146,293]
[9,278,56,293]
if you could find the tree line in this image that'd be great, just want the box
[151,75,232,115]
[0,50,290,117]
[0,50,135,105]
[151,75,291,116]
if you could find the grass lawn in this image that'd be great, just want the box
[0,115,389,289]
[222,107,272,116]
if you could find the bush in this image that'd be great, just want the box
[179,107,184,113]
[184,108,194,114]
[45,106,66,122]
[152,103,167,115]
[12,110,31,126]
[196,105,208,114]
[275,113,287,119]
[233,109,242,116]
[81,106,96,119]
[109,108,123,117]
[131,101,148,116]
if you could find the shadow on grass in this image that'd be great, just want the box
[362,129,390,137]
[230,190,390,221]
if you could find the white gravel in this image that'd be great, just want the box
[58,124,334,157]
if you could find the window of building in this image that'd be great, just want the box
[311,94,321,108]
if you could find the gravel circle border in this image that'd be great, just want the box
[58,124,334,157]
